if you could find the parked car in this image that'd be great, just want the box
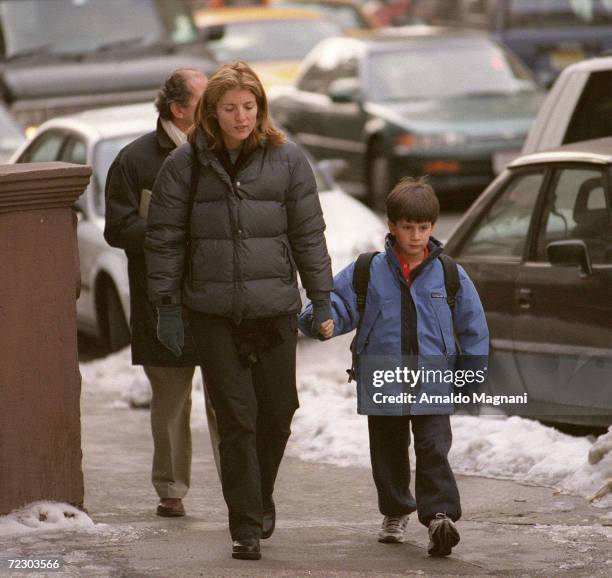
[444,137,612,426]
[407,0,612,87]
[0,0,219,134]
[269,28,544,210]
[10,103,385,351]
[193,6,343,87]
[522,55,612,156]
[0,104,25,163]
[273,0,376,31]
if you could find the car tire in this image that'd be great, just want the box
[367,140,390,212]
[101,283,130,352]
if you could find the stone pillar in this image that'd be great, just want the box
[0,162,91,515]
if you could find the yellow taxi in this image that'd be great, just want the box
[193,6,343,87]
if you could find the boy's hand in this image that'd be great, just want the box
[318,319,334,339]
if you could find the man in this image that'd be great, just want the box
[104,69,219,517]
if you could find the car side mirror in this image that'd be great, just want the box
[547,239,593,276]
[317,159,348,182]
[328,78,361,104]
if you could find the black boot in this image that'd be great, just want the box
[232,537,261,560]
[262,499,276,540]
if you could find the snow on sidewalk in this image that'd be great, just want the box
[78,345,612,508]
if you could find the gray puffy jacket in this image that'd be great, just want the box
[145,131,332,321]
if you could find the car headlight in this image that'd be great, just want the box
[393,131,467,154]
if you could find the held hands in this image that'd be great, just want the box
[312,300,334,340]
[156,304,184,357]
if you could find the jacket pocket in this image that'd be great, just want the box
[355,304,383,355]
[281,238,296,282]
[430,293,456,356]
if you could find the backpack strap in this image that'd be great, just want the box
[347,251,379,382]
[439,254,462,355]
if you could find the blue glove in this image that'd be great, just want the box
[156,304,184,357]
[312,299,332,340]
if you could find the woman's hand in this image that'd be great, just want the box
[156,304,184,357]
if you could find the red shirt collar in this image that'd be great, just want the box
[395,245,429,284]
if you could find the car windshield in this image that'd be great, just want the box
[279,2,367,30]
[0,0,197,57]
[367,41,537,102]
[0,106,25,154]
[508,0,612,28]
[206,18,341,61]
[93,134,143,217]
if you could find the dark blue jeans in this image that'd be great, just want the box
[368,414,461,527]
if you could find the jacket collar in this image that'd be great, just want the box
[193,128,266,166]
[156,117,176,151]
[384,234,444,285]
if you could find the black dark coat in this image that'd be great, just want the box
[145,130,333,321]
[104,120,199,366]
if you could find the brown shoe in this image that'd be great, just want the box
[156,498,185,517]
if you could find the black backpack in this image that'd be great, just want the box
[346,252,461,382]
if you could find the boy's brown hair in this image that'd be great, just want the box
[386,176,439,224]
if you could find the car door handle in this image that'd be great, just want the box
[516,287,532,309]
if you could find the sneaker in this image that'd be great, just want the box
[427,513,460,557]
[378,514,409,543]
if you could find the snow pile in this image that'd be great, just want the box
[79,341,612,506]
[0,502,94,536]
[79,347,141,394]
[287,361,611,507]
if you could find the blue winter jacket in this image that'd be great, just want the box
[299,236,489,415]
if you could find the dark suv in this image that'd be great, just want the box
[408,0,612,87]
[0,0,218,132]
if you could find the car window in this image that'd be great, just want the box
[298,42,359,94]
[93,134,141,217]
[366,40,536,102]
[534,167,612,264]
[507,0,612,28]
[59,137,87,165]
[18,130,66,163]
[563,71,612,144]
[458,171,545,259]
[0,0,166,56]
[205,18,340,62]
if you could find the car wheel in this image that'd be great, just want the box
[100,283,130,352]
[367,140,390,212]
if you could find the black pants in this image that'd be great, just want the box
[368,414,461,527]
[189,312,299,540]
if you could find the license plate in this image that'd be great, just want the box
[550,48,585,71]
[493,150,520,174]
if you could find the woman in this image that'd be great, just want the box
[145,61,333,560]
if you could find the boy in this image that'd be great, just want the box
[299,177,489,557]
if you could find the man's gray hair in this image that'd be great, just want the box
[155,68,202,120]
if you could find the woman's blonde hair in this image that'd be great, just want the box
[189,61,286,152]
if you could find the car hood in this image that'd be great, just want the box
[366,92,544,137]
[320,188,387,273]
[2,53,216,101]
[251,60,301,89]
